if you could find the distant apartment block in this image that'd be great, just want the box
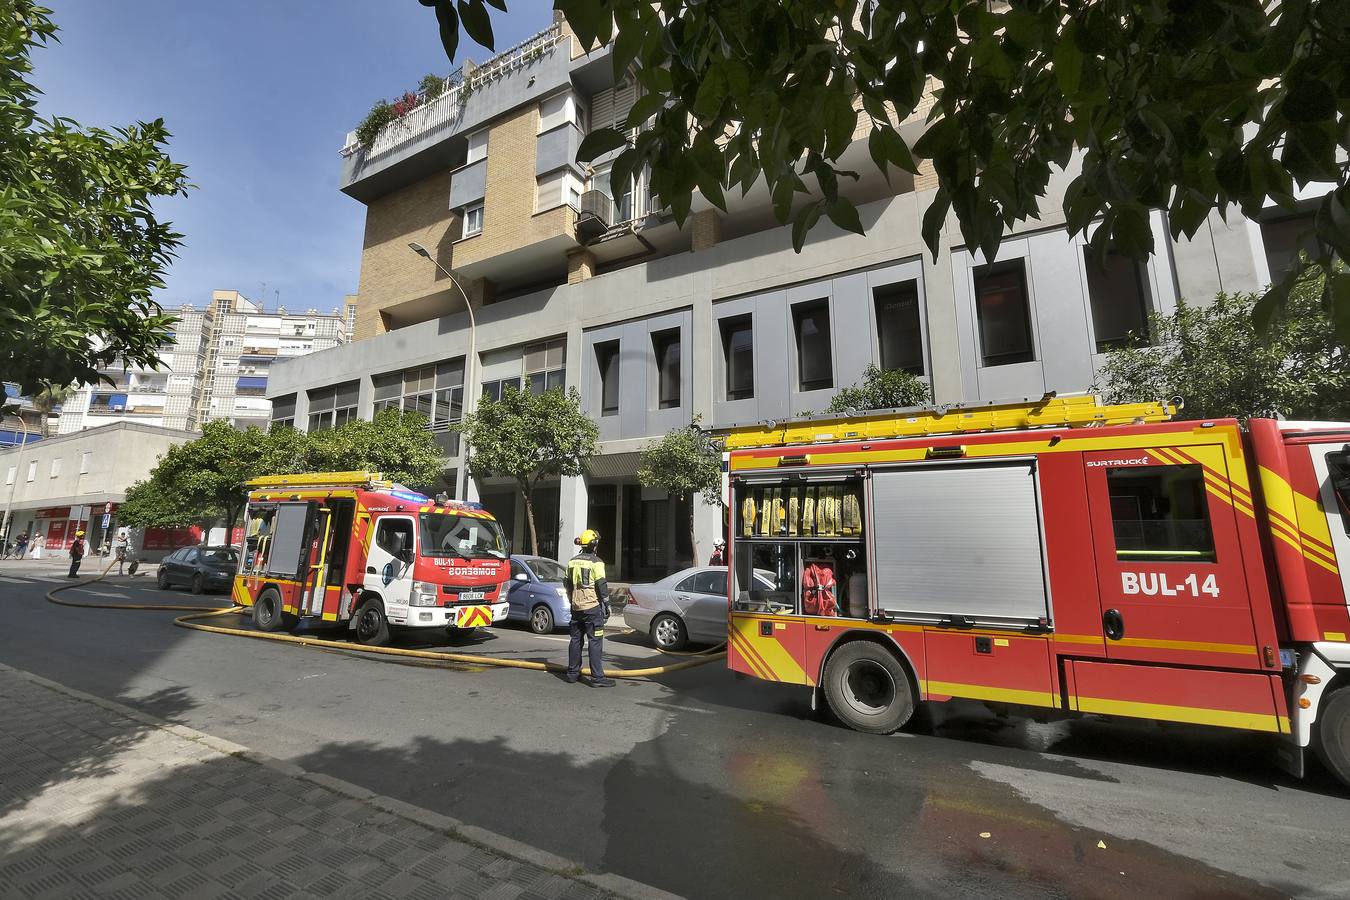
[268,11,1331,576]
[57,290,353,434]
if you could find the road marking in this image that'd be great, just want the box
[77,590,131,599]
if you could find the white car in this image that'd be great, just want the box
[624,566,774,650]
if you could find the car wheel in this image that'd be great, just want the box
[651,613,688,651]
[156,570,170,590]
[529,604,555,634]
[1314,687,1350,789]
[191,572,205,595]
[353,597,390,647]
[252,588,288,633]
[822,641,916,734]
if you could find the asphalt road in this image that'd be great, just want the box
[3,562,1349,899]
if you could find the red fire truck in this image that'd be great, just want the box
[722,394,1350,786]
[232,472,511,646]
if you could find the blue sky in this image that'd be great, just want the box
[33,0,555,315]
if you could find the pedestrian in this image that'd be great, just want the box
[67,530,86,578]
[14,532,28,559]
[112,529,129,575]
[709,538,726,566]
[30,533,43,560]
[564,528,615,687]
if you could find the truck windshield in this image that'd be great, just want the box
[419,513,507,559]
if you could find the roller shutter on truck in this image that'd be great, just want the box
[869,460,1051,626]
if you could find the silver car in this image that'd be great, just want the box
[624,566,774,650]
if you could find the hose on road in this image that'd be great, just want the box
[45,559,726,680]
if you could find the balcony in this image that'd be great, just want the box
[338,23,577,203]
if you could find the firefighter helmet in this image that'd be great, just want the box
[576,528,600,547]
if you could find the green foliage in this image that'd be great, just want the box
[638,417,723,507]
[460,387,597,554]
[120,411,447,529]
[1,1,191,395]
[30,384,70,437]
[1100,269,1350,423]
[826,365,932,414]
[355,99,395,149]
[422,0,1350,340]
[418,72,447,100]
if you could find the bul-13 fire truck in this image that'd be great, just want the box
[232,472,510,646]
[722,394,1350,786]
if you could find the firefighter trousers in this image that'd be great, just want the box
[566,604,607,681]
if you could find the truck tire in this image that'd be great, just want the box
[822,641,916,734]
[353,597,391,647]
[1314,686,1350,787]
[252,588,287,633]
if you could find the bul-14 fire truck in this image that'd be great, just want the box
[232,472,511,646]
[721,394,1350,786]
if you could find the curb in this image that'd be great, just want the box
[0,661,683,900]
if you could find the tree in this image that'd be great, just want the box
[1,2,191,395]
[120,411,448,532]
[1099,267,1350,423]
[303,407,449,489]
[825,365,932,414]
[459,387,598,555]
[420,0,1350,343]
[30,385,70,437]
[638,417,724,563]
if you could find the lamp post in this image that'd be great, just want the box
[1,410,33,543]
[408,242,477,501]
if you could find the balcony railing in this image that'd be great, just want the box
[340,23,565,161]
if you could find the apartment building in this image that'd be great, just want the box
[268,12,1328,578]
[58,290,352,434]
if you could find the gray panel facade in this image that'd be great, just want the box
[448,159,487,210]
[580,308,693,444]
[535,123,583,177]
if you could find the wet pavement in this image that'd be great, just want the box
[2,563,1347,898]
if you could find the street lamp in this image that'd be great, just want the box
[408,242,477,501]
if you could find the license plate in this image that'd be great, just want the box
[459,590,485,601]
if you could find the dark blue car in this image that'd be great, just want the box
[506,555,572,634]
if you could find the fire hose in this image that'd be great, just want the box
[46,558,726,679]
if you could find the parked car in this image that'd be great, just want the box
[505,555,573,634]
[156,545,239,595]
[625,566,774,650]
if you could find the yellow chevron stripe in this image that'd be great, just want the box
[728,627,773,681]
[732,619,810,684]
[1076,696,1282,733]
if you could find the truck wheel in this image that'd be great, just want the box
[529,604,555,634]
[823,641,916,734]
[651,613,688,651]
[1314,687,1350,787]
[353,598,390,647]
[252,588,288,633]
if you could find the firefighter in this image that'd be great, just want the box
[565,529,615,687]
[709,539,726,566]
[67,530,87,579]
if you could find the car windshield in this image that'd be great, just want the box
[202,548,238,565]
[527,558,567,582]
[419,513,507,559]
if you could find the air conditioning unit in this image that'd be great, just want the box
[576,190,612,242]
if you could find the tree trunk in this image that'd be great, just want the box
[521,478,539,556]
[687,494,698,567]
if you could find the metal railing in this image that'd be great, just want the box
[341,23,565,161]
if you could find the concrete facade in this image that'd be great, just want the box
[277,13,1319,579]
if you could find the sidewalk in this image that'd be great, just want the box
[0,664,668,900]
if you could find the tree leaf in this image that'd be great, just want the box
[826,197,865,236]
[434,0,459,63]
[576,127,629,163]
[456,0,494,52]
[792,199,824,252]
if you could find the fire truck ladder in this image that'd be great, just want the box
[245,471,391,492]
[721,393,1178,450]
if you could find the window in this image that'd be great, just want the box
[5,466,14,486]
[536,170,583,213]
[306,381,358,431]
[481,378,521,403]
[462,203,484,237]
[26,460,36,482]
[792,299,834,392]
[523,340,565,394]
[466,128,488,164]
[375,517,415,557]
[692,570,728,597]
[50,458,61,478]
[510,558,528,580]
[1085,250,1152,352]
[720,315,754,401]
[1327,451,1350,537]
[80,452,91,474]
[1107,465,1216,562]
[374,361,465,445]
[271,393,297,431]
[873,281,925,375]
[652,329,681,409]
[538,92,576,132]
[973,260,1035,367]
[595,340,620,417]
